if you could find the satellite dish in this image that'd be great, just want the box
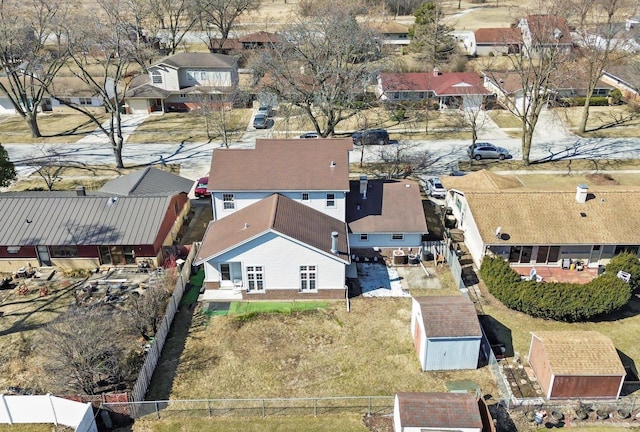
[495,226,502,238]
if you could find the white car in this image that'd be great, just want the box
[426,177,446,198]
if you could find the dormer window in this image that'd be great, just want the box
[151,71,162,84]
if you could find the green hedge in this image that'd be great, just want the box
[560,96,610,107]
[480,257,631,322]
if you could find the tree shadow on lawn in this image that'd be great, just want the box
[590,291,640,323]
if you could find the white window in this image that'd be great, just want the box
[301,192,309,201]
[151,71,162,84]
[79,97,92,105]
[223,193,235,210]
[6,246,20,254]
[391,233,404,241]
[300,265,317,291]
[360,234,368,241]
[246,266,264,292]
[326,193,336,208]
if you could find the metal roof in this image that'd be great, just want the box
[99,167,195,196]
[0,194,175,245]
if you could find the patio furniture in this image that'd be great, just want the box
[561,258,571,269]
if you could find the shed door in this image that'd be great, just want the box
[413,321,422,355]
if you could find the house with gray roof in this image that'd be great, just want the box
[125,52,239,114]
[99,166,195,196]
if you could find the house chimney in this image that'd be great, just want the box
[433,67,440,76]
[359,175,368,199]
[330,231,339,254]
[576,184,588,203]
[75,186,86,196]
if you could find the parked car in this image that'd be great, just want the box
[426,177,446,198]
[257,105,272,117]
[299,132,319,139]
[467,142,511,160]
[352,129,389,145]
[195,177,210,198]
[253,113,269,129]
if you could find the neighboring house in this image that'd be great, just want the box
[393,392,483,432]
[518,15,573,57]
[377,69,490,109]
[602,65,640,97]
[346,177,427,249]
[441,170,640,269]
[528,331,626,399]
[207,139,352,222]
[0,187,190,272]
[194,194,350,300]
[125,52,239,114]
[410,296,482,371]
[370,21,410,52]
[472,27,522,56]
[99,166,195,196]
[626,16,640,31]
[209,31,280,54]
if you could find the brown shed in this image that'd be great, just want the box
[528,331,626,399]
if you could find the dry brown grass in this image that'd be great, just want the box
[460,158,640,173]
[558,106,640,138]
[0,114,108,144]
[512,172,640,189]
[170,297,498,400]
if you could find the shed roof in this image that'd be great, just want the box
[196,194,350,263]
[414,295,482,338]
[0,194,175,245]
[99,167,195,196]
[531,331,626,376]
[395,392,482,429]
[208,139,352,192]
[346,179,428,234]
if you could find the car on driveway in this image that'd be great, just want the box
[257,105,272,117]
[467,142,511,160]
[195,176,210,198]
[352,129,389,145]
[299,132,319,139]
[426,177,446,198]
[253,113,269,129]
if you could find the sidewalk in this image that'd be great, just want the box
[76,113,149,145]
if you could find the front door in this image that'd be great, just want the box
[37,246,51,266]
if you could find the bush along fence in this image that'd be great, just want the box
[129,243,199,405]
[101,396,394,420]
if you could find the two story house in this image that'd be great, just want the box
[125,52,239,114]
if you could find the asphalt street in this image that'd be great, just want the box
[3,109,640,181]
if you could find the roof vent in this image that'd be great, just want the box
[75,186,86,196]
[433,66,441,76]
[330,160,336,167]
[107,197,119,206]
[359,175,368,199]
[405,183,411,188]
[580,212,587,217]
[243,222,249,229]
[330,231,339,255]
[575,184,588,203]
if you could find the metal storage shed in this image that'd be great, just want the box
[410,296,482,371]
[528,330,626,399]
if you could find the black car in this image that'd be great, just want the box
[352,129,389,145]
[299,132,319,139]
[253,113,269,129]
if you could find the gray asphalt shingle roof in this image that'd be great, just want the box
[0,194,174,245]
[99,167,195,196]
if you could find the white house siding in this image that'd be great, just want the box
[423,337,481,370]
[148,66,180,91]
[201,231,346,292]
[446,192,485,267]
[476,45,510,56]
[212,191,347,222]
[349,233,423,249]
[128,99,150,114]
[178,69,233,87]
[0,98,15,114]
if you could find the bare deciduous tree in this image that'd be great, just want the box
[197,0,260,53]
[192,89,246,146]
[251,2,384,137]
[28,145,66,190]
[570,0,632,133]
[370,141,433,178]
[39,306,131,395]
[0,0,70,137]
[127,274,172,341]
[146,0,200,55]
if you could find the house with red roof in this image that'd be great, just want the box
[472,27,522,56]
[393,392,484,432]
[376,69,490,110]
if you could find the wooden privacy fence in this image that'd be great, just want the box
[130,243,199,404]
[102,396,395,420]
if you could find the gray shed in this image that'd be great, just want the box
[410,296,482,371]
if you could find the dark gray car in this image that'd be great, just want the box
[467,142,511,160]
[253,113,268,129]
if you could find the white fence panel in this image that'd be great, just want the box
[0,395,96,432]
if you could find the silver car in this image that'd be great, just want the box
[467,142,511,160]
[426,177,446,198]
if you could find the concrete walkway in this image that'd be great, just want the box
[76,114,149,145]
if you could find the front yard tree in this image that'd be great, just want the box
[193,90,245,147]
[146,0,201,55]
[251,2,382,137]
[55,1,152,168]
[0,145,16,187]
[0,0,70,138]
[197,0,260,53]
[27,145,65,190]
[570,0,631,133]
[408,1,456,65]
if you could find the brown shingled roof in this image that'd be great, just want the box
[464,187,640,245]
[531,331,625,376]
[414,296,482,338]
[208,139,352,192]
[346,179,428,234]
[474,27,522,45]
[195,194,350,264]
[396,392,482,429]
